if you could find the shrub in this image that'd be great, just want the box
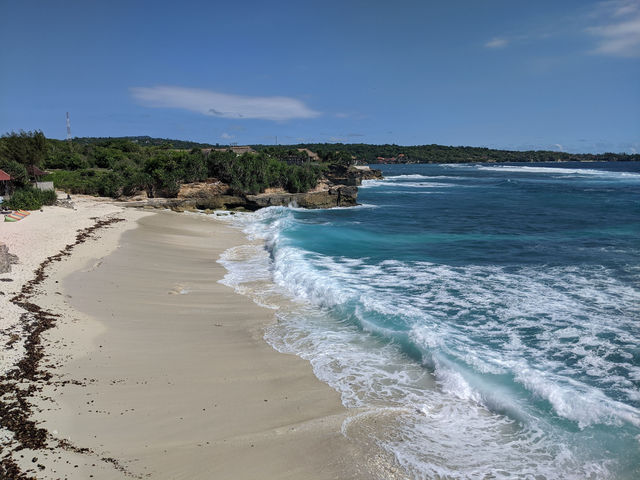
[38,189,58,206]
[4,186,57,210]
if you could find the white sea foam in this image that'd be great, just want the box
[384,174,461,181]
[474,164,640,179]
[361,179,457,189]
[214,206,639,478]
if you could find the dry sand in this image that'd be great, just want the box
[1,196,147,374]
[1,201,401,479]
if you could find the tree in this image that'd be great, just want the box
[0,158,29,187]
[0,130,48,167]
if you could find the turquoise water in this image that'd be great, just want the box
[219,162,640,479]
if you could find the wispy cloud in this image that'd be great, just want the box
[485,37,509,48]
[220,132,233,140]
[587,0,640,57]
[130,86,321,121]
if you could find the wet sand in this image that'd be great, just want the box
[16,210,389,479]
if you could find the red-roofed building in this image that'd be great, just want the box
[0,169,11,196]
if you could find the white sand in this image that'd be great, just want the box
[0,196,150,374]
[1,200,403,479]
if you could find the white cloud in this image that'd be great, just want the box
[607,0,639,17]
[587,0,640,56]
[220,132,233,140]
[130,86,320,121]
[485,37,509,48]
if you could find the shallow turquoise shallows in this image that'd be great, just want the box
[220,161,640,479]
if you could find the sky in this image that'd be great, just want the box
[1,0,639,153]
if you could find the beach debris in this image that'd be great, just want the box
[0,216,143,478]
[56,199,75,209]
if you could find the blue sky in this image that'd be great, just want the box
[1,0,639,153]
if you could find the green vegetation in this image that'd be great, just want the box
[292,143,640,164]
[70,135,216,150]
[3,185,57,210]
[1,131,328,200]
[0,158,29,187]
[206,150,325,194]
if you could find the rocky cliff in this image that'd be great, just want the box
[121,167,381,212]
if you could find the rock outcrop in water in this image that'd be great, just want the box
[121,166,381,211]
[326,165,383,186]
[245,185,358,209]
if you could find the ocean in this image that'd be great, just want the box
[216,161,640,479]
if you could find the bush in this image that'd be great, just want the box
[49,169,120,196]
[4,186,57,210]
[38,189,58,206]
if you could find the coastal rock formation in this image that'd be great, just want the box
[245,185,358,209]
[0,242,18,273]
[326,165,383,186]
[121,167,381,211]
[356,166,384,181]
[177,181,230,199]
[123,185,357,211]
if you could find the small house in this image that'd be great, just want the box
[0,169,11,196]
[27,165,53,190]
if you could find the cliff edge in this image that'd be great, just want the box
[121,166,382,211]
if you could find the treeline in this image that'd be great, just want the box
[55,137,640,165]
[71,135,217,150]
[0,131,57,209]
[252,145,355,166]
[293,143,640,164]
[0,131,326,202]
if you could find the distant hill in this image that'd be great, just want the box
[69,137,640,163]
[71,136,219,150]
[287,143,640,164]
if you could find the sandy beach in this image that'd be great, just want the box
[0,199,398,479]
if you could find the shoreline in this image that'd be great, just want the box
[1,202,398,479]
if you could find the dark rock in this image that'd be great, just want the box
[0,243,18,273]
[325,165,383,186]
[245,185,357,210]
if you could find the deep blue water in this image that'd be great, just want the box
[220,161,640,479]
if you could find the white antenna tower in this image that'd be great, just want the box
[66,112,71,142]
